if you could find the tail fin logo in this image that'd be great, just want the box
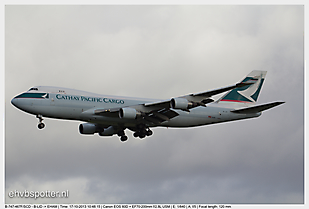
[219,71,266,104]
[237,75,261,103]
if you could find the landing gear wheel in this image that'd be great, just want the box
[36,115,45,129]
[133,132,146,139]
[133,125,153,139]
[139,134,146,139]
[146,130,153,136]
[117,130,125,137]
[120,135,128,142]
[38,123,45,129]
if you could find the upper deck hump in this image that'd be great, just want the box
[29,86,102,96]
[28,86,159,103]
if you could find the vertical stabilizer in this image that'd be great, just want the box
[217,70,267,105]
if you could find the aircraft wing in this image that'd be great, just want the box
[142,108,179,124]
[143,99,170,109]
[189,81,254,97]
[94,107,120,117]
[94,107,179,124]
[92,81,254,125]
[144,81,253,108]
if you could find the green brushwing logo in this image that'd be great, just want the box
[221,76,264,103]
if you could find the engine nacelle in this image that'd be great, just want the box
[79,123,98,134]
[170,98,193,110]
[98,126,116,136]
[119,108,141,119]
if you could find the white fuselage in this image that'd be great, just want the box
[11,86,261,129]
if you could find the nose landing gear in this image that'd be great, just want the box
[36,115,45,129]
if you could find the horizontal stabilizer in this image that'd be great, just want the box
[231,101,285,114]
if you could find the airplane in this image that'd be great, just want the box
[11,70,284,142]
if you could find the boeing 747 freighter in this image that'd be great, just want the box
[11,71,284,142]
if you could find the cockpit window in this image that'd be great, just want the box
[29,87,39,91]
[15,92,49,99]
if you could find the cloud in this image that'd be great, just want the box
[5,5,303,204]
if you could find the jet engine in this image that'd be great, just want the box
[119,108,141,119]
[79,123,98,134]
[170,98,194,110]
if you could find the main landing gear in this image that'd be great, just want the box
[36,115,45,129]
[133,124,153,139]
[117,130,128,142]
[117,125,152,142]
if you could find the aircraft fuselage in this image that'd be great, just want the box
[11,86,260,129]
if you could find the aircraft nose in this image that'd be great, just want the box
[11,97,19,107]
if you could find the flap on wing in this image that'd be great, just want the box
[144,108,179,124]
[231,101,285,114]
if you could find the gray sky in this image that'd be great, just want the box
[5,5,304,204]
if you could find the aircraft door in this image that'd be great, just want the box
[50,94,55,106]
